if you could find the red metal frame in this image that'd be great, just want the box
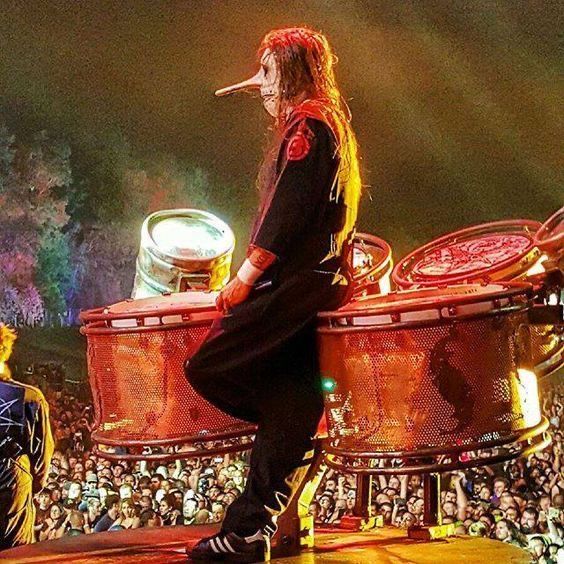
[92,438,255,462]
[324,418,550,474]
[535,206,563,255]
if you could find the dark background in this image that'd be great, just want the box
[0,0,561,261]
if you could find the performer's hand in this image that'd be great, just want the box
[216,277,252,314]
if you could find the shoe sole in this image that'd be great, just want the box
[188,551,266,563]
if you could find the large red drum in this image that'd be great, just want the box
[317,283,550,474]
[393,220,563,378]
[80,292,255,461]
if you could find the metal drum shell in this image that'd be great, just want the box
[392,220,542,288]
[80,292,255,460]
[317,283,549,472]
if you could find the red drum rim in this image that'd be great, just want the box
[80,291,217,322]
[318,282,533,323]
[323,417,550,475]
[352,233,393,285]
[80,291,219,334]
[534,206,563,255]
[392,220,542,288]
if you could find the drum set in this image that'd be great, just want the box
[80,206,563,552]
[80,226,397,460]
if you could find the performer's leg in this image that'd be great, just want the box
[220,323,324,535]
[185,319,263,424]
[185,271,342,426]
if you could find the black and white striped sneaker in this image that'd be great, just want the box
[187,529,269,562]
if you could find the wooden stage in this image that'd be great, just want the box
[0,524,530,563]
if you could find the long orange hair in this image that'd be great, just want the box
[254,27,362,257]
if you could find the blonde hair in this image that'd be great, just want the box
[0,323,17,364]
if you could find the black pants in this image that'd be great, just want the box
[185,269,346,535]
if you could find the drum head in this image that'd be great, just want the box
[393,220,542,288]
[107,291,218,316]
[81,291,219,325]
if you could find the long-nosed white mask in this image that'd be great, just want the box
[215,48,281,118]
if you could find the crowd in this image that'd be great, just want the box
[26,363,564,562]
[311,380,564,563]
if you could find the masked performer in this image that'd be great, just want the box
[185,27,362,562]
[0,324,54,550]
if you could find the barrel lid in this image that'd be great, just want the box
[319,282,532,320]
[392,220,542,288]
[144,209,234,262]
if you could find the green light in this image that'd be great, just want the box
[322,378,337,393]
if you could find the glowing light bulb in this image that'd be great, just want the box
[322,378,337,393]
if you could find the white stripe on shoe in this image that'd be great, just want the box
[222,537,236,553]
[215,536,228,552]
[209,537,220,553]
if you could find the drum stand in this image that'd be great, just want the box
[408,473,453,540]
[271,454,451,559]
[270,442,450,558]
[270,439,327,558]
[270,443,381,560]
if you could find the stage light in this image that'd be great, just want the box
[322,377,337,393]
[516,368,541,428]
[526,254,548,276]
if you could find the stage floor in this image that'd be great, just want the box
[0,524,529,563]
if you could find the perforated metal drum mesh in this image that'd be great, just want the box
[528,324,564,376]
[318,309,538,454]
[85,323,251,445]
